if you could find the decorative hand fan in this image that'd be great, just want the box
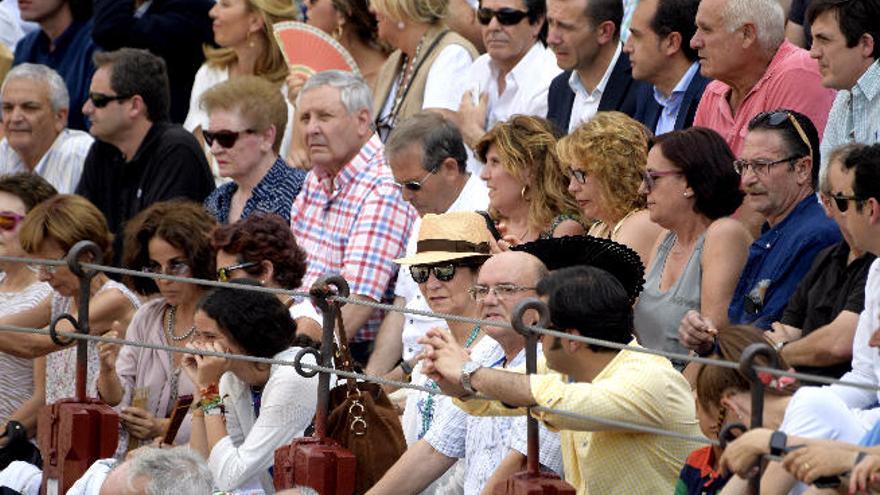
[512,235,646,304]
[272,21,361,77]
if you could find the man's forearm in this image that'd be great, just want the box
[340,295,378,339]
[470,368,535,407]
[782,312,858,368]
[367,439,456,494]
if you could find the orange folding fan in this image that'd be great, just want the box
[272,21,360,77]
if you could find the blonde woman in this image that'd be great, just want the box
[557,111,663,265]
[475,115,585,245]
[184,0,297,179]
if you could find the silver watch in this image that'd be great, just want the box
[460,361,483,395]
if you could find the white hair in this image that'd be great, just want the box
[125,447,214,494]
[296,70,373,120]
[721,0,785,53]
[0,63,70,112]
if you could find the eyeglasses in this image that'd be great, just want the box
[88,92,133,108]
[751,110,814,162]
[733,156,801,176]
[568,168,588,184]
[142,259,191,277]
[203,129,256,149]
[27,255,65,275]
[0,212,25,231]
[468,283,536,302]
[641,170,684,193]
[830,193,866,213]
[477,7,530,25]
[409,263,462,284]
[395,169,436,192]
[217,261,258,282]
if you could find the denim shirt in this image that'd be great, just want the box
[728,195,842,329]
[204,156,306,224]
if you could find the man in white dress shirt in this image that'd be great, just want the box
[0,63,92,193]
[452,0,560,158]
[367,111,489,381]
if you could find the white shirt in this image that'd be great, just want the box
[455,43,561,173]
[829,258,880,430]
[395,173,490,361]
[567,43,622,133]
[0,129,93,193]
[183,63,295,186]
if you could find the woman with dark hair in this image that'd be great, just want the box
[96,200,217,454]
[632,127,752,362]
[184,281,319,493]
[212,212,323,340]
[476,115,585,245]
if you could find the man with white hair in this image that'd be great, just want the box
[292,70,417,364]
[690,0,835,155]
[0,63,92,193]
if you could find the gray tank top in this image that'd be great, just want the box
[633,231,705,361]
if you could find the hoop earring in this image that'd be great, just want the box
[333,24,344,40]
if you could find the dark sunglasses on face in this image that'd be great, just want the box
[203,129,256,149]
[88,92,132,108]
[0,212,25,231]
[217,261,259,282]
[477,7,530,25]
[830,193,866,213]
[410,263,461,284]
[395,169,436,192]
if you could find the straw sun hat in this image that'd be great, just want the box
[394,211,493,266]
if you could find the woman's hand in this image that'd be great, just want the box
[97,329,121,372]
[120,406,165,440]
[783,445,856,484]
[182,341,232,389]
[286,71,310,104]
[850,453,880,494]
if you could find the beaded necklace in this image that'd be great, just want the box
[165,305,195,342]
[418,324,480,438]
[384,34,426,132]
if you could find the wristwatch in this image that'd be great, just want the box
[769,430,787,457]
[773,340,787,352]
[459,361,483,395]
[399,359,414,382]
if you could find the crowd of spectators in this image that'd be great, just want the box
[0,0,877,492]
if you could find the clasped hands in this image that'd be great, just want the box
[418,329,474,398]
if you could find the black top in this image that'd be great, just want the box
[76,122,215,265]
[781,241,875,378]
[545,50,649,135]
[92,0,215,123]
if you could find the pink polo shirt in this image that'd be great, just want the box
[693,40,836,155]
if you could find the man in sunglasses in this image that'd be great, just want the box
[679,110,842,354]
[544,0,649,134]
[0,63,93,193]
[809,0,880,178]
[446,0,560,162]
[367,112,489,379]
[292,70,417,365]
[690,0,835,156]
[75,48,215,267]
[626,0,710,136]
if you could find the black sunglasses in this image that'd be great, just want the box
[217,261,258,282]
[89,92,132,108]
[830,193,866,213]
[203,129,256,149]
[410,262,476,284]
[395,169,436,192]
[477,7,530,25]
[750,110,814,161]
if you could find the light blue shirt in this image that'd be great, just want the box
[652,62,700,136]
[819,60,880,178]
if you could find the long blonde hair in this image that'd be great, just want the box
[204,0,296,84]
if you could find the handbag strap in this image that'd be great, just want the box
[332,303,360,397]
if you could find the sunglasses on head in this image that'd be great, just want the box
[89,92,132,108]
[0,212,25,231]
[203,129,256,149]
[751,110,814,161]
[477,7,530,25]
[829,193,866,213]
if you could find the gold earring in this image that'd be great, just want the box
[520,186,529,202]
[333,24,343,39]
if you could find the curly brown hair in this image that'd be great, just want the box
[122,200,218,295]
[212,213,308,289]
[557,112,651,222]
[475,115,580,233]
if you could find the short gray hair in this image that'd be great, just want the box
[296,70,373,120]
[126,447,214,494]
[1,63,70,112]
[721,0,785,53]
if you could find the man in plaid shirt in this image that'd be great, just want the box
[292,70,417,363]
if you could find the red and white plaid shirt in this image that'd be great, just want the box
[291,134,417,341]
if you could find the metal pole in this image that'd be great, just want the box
[510,298,551,476]
[309,275,350,440]
[738,342,780,495]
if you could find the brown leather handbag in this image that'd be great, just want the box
[327,310,407,494]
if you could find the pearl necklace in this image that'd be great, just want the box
[166,305,195,342]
